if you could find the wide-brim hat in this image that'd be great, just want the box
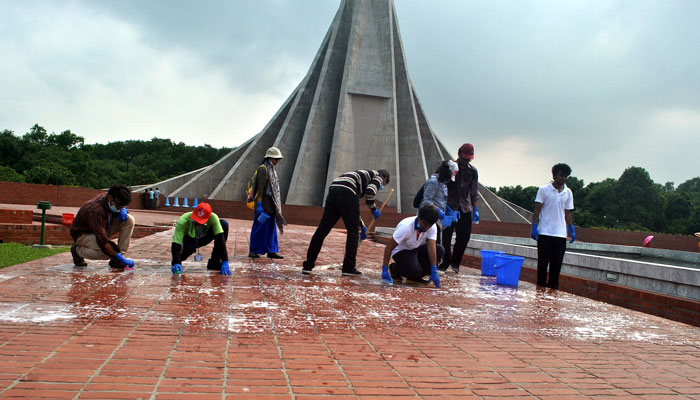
[191,203,212,224]
[265,147,283,159]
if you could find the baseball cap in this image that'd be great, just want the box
[459,143,474,160]
[190,203,212,224]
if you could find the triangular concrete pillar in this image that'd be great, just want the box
[154,0,533,222]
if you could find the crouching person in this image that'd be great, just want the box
[381,204,444,288]
[171,203,230,275]
[70,184,136,269]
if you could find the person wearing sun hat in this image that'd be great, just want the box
[249,146,287,259]
[440,143,480,274]
[171,202,230,275]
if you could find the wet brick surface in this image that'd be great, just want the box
[0,218,698,399]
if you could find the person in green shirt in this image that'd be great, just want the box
[171,202,230,275]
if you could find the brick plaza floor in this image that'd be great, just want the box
[0,216,699,399]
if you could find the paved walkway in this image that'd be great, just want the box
[0,218,699,399]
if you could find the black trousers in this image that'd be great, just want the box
[537,234,566,289]
[393,243,444,281]
[181,219,229,262]
[305,189,360,271]
[441,210,472,267]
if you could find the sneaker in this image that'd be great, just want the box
[301,261,313,275]
[267,253,284,259]
[437,262,449,272]
[70,244,87,267]
[450,264,460,274]
[108,258,124,268]
[248,252,260,258]
[341,269,362,276]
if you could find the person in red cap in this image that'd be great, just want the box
[170,202,230,275]
[440,143,480,274]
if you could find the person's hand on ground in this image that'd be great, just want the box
[381,265,393,284]
[429,265,441,288]
[220,260,231,275]
[171,264,182,274]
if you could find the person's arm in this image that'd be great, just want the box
[171,242,183,265]
[87,212,117,257]
[364,176,382,210]
[470,167,479,208]
[532,202,543,224]
[255,165,268,204]
[382,238,398,266]
[426,238,441,288]
[427,238,437,266]
[565,209,572,226]
[171,219,187,265]
[422,179,439,205]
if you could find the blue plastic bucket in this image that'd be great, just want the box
[480,250,505,276]
[495,254,524,286]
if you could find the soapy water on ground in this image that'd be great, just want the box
[0,259,696,346]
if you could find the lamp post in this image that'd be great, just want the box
[35,201,52,248]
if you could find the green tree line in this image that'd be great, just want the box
[488,167,700,235]
[0,124,231,189]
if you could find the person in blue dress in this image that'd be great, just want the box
[249,147,287,259]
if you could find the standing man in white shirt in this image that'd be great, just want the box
[531,163,576,290]
[380,204,443,288]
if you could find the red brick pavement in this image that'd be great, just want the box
[0,219,698,399]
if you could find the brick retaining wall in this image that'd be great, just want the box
[0,224,169,246]
[0,209,33,224]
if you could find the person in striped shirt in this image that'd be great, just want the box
[302,169,390,276]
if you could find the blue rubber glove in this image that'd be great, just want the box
[442,214,454,228]
[360,226,368,241]
[531,222,539,240]
[171,264,182,274]
[255,202,270,223]
[115,252,135,269]
[257,211,270,224]
[442,213,453,227]
[437,208,445,220]
[220,260,231,275]
[118,207,128,221]
[371,208,381,219]
[429,265,441,288]
[445,205,454,214]
[568,224,576,243]
[472,206,479,223]
[381,265,393,284]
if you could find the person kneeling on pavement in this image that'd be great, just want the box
[70,184,136,269]
[381,204,444,288]
[170,203,230,275]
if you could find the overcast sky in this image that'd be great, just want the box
[1,0,698,188]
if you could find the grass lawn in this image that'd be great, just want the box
[0,243,70,269]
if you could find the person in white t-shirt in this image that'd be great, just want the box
[380,205,443,288]
[531,163,576,290]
